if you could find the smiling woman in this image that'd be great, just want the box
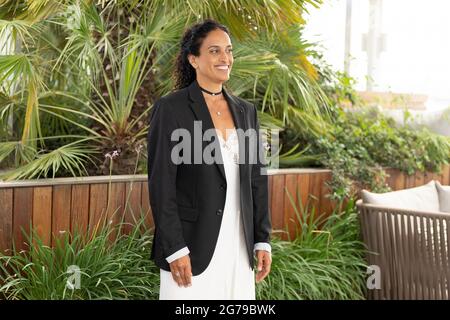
[186,27,236,140]
[148,19,272,300]
[191,28,234,82]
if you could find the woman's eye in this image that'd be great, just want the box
[210,49,233,54]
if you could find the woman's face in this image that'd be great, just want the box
[189,29,233,84]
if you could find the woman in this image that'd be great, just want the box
[147,19,272,300]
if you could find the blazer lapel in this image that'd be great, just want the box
[188,80,247,182]
[222,85,249,191]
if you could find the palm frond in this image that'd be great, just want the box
[0,138,99,181]
[0,0,27,20]
[0,19,38,52]
[181,0,321,40]
[0,139,36,164]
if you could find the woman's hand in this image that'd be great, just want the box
[255,250,272,283]
[169,254,192,287]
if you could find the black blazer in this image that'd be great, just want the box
[147,79,271,276]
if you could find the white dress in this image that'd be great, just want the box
[159,128,255,300]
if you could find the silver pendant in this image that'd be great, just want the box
[217,111,221,116]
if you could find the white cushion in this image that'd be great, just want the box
[435,181,450,213]
[361,180,440,212]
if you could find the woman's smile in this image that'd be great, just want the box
[215,65,229,71]
[215,65,230,75]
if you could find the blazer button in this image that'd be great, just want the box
[220,184,226,190]
[216,209,223,216]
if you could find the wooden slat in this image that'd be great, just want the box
[414,171,425,187]
[106,182,125,239]
[319,171,334,218]
[283,174,298,240]
[89,183,108,238]
[0,189,13,254]
[433,169,443,185]
[71,184,90,236]
[33,187,52,246]
[52,185,72,246]
[141,182,153,229]
[13,187,33,251]
[270,174,285,236]
[423,171,434,184]
[267,176,274,236]
[391,170,406,191]
[297,173,310,209]
[293,173,310,239]
[308,171,323,217]
[268,175,273,212]
[442,165,450,185]
[124,181,142,234]
[405,173,416,189]
[384,168,396,189]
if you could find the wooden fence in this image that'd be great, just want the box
[1,166,449,253]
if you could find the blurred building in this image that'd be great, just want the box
[304,0,450,132]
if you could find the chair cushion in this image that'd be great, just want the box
[361,180,440,212]
[435,181,450,213]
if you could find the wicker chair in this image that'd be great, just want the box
[357,200,450,300]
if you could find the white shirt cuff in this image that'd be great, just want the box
[253,242,271,254]
[165,246,190,263]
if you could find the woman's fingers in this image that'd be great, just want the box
[171,267,184,286]
[255,250,272,283]
[176,266,192,287]
[256,265,270,283]
[170,255,193,287]
[184,263,193,287]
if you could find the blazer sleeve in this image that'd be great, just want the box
[250,103,272,244]
[147,98,187,257]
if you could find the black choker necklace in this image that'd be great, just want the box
[199,85,222,96]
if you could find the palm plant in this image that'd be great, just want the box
[0,0,329,180]
[0,1,184,178]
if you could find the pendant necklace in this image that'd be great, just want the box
[199,85,223,116]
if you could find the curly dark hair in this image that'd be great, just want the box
[173,19,231,90]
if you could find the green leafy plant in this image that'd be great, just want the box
[0,213,159,300]
[312,51,361,109]
[300,106,450,200]
[256,190,368,300]
[0,135,158,300]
